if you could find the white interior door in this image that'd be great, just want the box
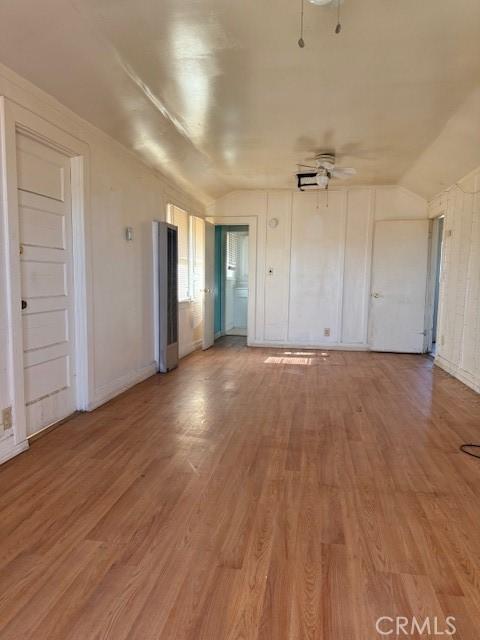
[370,219,430,353]
[17,133,76,436]
[203,221,215,349]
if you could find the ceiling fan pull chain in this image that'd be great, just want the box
[335,0,342,33]
[298,0,306,47]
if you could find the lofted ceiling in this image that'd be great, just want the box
[0,0,479,203]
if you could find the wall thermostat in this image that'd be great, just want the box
[268,217,279,229]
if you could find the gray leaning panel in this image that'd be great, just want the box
[158,221,179,373]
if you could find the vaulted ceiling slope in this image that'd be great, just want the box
[0,0,479,203]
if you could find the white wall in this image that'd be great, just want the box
[208,187,426,348]
[179,300,203,359]
[0,63,204,463]
[430,167,480,393]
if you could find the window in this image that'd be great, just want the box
[167,204,205,302]
[167,205,190,301]
[225,230,240,280]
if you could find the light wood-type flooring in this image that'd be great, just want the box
[1,337,480,639]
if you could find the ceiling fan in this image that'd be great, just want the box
[296,153,356,190]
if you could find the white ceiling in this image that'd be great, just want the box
[0,0,479,203]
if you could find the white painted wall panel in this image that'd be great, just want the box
[264,191,291,341]
[375,186,426,220]
[289,191,345,344]
[209,187,426,349]
[433,168,480,392]
[342,189,373,344]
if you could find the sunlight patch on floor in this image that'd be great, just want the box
[264,356,313,365]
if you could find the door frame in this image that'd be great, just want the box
[215,225,250,339]
[425,214,446,355]
[202,219,215,349]
[206,216,257,345]
[0,97,89,447]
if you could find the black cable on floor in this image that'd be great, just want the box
[460,444,480,459]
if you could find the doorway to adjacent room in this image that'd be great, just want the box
[214,225,249,339]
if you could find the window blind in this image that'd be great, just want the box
[226,231,240,280]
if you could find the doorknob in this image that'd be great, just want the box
[21,299,27,310]
[372,292,382,298]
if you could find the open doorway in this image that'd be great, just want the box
[428,215,445,356]
[214,225,249,339]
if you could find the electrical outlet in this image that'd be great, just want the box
[2,407,12,430]
[324,328,331,337]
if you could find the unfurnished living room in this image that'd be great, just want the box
[0,1,480,638]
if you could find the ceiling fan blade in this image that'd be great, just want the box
[331,167,357,179]
[297,163,317,170]
[319,160,335,171]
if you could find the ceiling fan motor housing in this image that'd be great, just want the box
[316,153,336,170]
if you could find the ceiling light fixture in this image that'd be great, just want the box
[307,0,334,5]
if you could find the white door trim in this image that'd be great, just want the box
[206,215,258,346]
[202,220,215,349]
[0,97,89,447]
[152,220,160,370]
[424,214,445,354]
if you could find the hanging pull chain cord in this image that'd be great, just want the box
[335,0,342,33]
[298,0,305,47]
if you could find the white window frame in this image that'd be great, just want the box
[167,205,204,303]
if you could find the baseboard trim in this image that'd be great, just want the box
[248,340,371,351]
[191,338,203,351]
[179,339,203,359]
[0,437,29,465]
[28,411,80,443]
[89,363,157,411]
[435,355,480,394]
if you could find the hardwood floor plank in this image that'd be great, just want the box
[1,337,480,638]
